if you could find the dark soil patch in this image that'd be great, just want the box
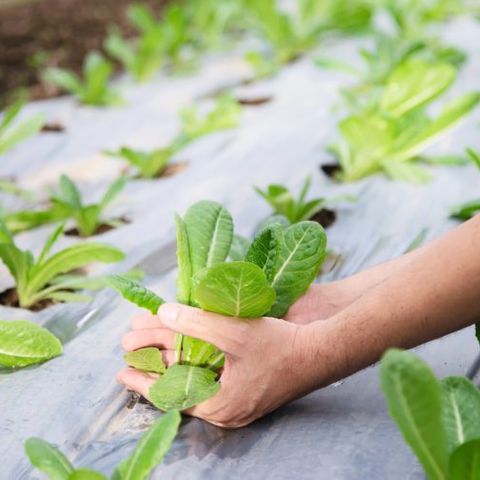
[0,0,169,104]
[310,208,337,228]
[0,287,55,311]
[237,95,273,106]
[41,121,65,133]
[158,161,189,178]
[321,163,342,179]
[64,216,130,237]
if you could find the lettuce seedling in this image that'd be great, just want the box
[381,349,480,479]
[244,0,372,78]
[0,96,44,156]
[43,52,123,107]
[255,176,349,227]
[450,149,480,221]
[109,200,327,411]
[179,93,242,143]
[105,147,174,180]
[106,94,241,179]
[0,221,124,309]
[330,59,480,182]
[105,4,164,83]
[5,175,127,236]
[25,409,181,480]
[0,319,62,368]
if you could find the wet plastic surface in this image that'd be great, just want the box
[1,17,480,480]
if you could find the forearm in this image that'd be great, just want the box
[306,216,480,385]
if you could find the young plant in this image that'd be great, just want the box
[329,59,480,182]
[0,319,62,368]
[317,30,466,104]
[105,4,164,83]
[106,94,241,179]
[255,176,348,227]
[109,200,327,411]
[25,409,181,480]
[105,147,174,179]
[5,175,127,236]
[450,149,480,221]
[0,96,44,156]
[179,93,242,143]
[43,52,122,107]
[381,349,480,479]
[0,221,124,309]
[244,0,372,78]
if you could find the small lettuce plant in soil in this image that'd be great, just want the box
[4,175,127,236]
[0,221,124,310]
[328,58,480,182]
[381,349,480,479]
[43,52,123,107]
[109,199,327,411]
[106,94,241,179]
[450,148,480,221]
[244,0,373,79]
[0,96,44,156]
[255,175,353,228]
[25,409,181,480]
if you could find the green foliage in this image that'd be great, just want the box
[0,319,62,368]
[0,222,124,309]
[115,410,181,480]
[110,199,326,411]
[0,96,44,155]
[179,94,242,142]
[193,261,276,317]
[450,149,480,221]
[25,410,181,480]
[105,147,173,179]
[5,175,127,236]
[244,0,372,78]
[124,347,166,374]
[381,349,480,479]
[106,95,241,179]
[44,52,122,106]
[108,275,165,314]
[149,364,220,411]
[255,176,343,224]
[330,60,480,182]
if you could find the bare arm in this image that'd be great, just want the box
[311,215,480,384]
[118,216,480,428]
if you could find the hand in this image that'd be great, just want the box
[117,303,336,428]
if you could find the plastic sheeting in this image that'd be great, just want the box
[1,17,480,480]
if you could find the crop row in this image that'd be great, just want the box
[1,1,480,479]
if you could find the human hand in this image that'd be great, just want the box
[117,303,337,428]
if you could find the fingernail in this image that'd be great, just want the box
[158,303,181,325]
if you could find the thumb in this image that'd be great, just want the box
[157,303,252,356]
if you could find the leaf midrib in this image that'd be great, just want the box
[271,229,309,287]
[393,374,446,480]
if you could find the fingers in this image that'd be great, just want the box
[158,303,254,355]
[117,368,157,399]
[131,313,163,330]
[122,329,176,351]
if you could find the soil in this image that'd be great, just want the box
[158,161,189,178]
[0,0,169,105]
[236,95,273,106]
[310,208,337,228]
[320,163,342,179]
[64,216,130,237]
[41,121,65,132]
[0,287,55,311]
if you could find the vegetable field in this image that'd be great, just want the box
[1,1,480,479]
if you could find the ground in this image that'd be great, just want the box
[0,0,167,105]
